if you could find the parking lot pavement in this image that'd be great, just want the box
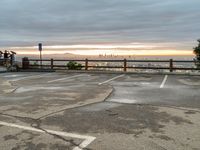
[0,72,200,150]
[0,72,113,118]
[0,124,84,150]
[107,74,200,108]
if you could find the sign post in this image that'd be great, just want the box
[38,43,42,68]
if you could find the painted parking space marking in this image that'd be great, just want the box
[160,75,168,88]
[109,98,137,104]
[0,72,20,77]
[0,121,96,150]
[10,73,54,81]
[48,74,86,83]
[98,74,125,85]
[3,74,25,78]
[14,86,63,93]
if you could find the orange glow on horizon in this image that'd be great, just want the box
[5,44,194,56]
[16,49,193,56]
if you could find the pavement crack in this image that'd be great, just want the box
[30,120,87,150]
[150,141,167,150]
[0,113,90,150]
[105,109,118,116]
[0,112,37,123]
[35,85,114,120]
[9,87,19,93]
[103,85,114,102]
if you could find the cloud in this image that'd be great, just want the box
[0,0,200,49]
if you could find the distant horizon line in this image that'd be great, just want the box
[1,43,195,56]
[17,53,195,57]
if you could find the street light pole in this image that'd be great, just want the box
[40,50,42,67]
[38,43,42,68]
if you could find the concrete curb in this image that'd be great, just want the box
[56,70,200,76]
[0,67,7,73]
[18,69,200,76]
[19,69,55,72]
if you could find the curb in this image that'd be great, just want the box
[17,69,200,76]
[0,67,7,73]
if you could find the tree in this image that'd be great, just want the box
[193,39,200,68]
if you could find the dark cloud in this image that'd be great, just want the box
[0,0,199,48]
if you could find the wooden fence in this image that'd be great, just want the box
[22,58,200,72]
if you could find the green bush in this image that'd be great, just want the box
[194,39,200,68]
[66,61,82,70]
[33,61,39,66]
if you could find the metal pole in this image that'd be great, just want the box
[40,50,42,68]
[38,43,43,68]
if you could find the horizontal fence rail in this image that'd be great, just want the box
[21,58,200,72]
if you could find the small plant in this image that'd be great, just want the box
[193,39,200,68]
[33,61,39,66]
[66,61,82,70]
[32,61,39,69]
[7,64,20,72]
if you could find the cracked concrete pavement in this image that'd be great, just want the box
[0,72,200,150]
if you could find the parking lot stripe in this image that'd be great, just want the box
[160,75,168,88]
[10,73,53,81]
[3,74,24,78]
[98,74,125,85]
[48,74,86,83]
[0,121,96,150]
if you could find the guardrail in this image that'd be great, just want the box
[22,58,200,72]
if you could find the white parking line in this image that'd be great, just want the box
[48,74,86,83]
[0,121,96,150]
[0,73,18,77]
[4,74,24,78]
[10,73,53,81]
[98,74,125,85]
[160,75,168,88]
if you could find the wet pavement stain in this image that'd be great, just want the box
[43,104,193,135]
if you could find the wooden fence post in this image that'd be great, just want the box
[124,59,127,72]
[169,59,173,72]
[22,57,29,69]
[85,59,88,70]
[51,58,54,70]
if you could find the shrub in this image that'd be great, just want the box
[33,61,39,66]
[194,39,200,68]
[66,61,82,70]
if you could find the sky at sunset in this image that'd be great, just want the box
[0,0,200,56]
